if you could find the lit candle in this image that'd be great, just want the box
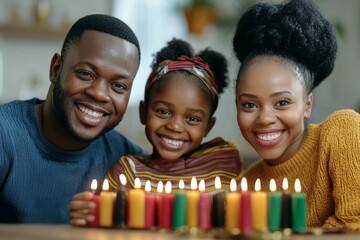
[281,178,292,229]
[86,179,100,226]
[291,179,307,233]
[144,180,156,228]
[127,178,145,228]
[251,178,267,232]
[187,176,200,228]
[99,179,116,227]
[156,181,174,229]
[173,179,187,229]
[225,179,240,232]
[198,179,212,230]
[268,179,282,231]
[113,174,127,227]
[240,177,252,234]
[211,176,225,228]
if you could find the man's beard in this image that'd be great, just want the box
[52,76,117,143]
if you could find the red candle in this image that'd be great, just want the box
[281,178,292,229]
[144,180,156,228]
[198,179,212,230]
[240,177,252,234]
[156,181,174,229]
[113,174,127,227]
[86,179,100,226]
[211,176,225,228]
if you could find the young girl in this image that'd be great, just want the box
[70,38,243,225]
[232,0,360,230]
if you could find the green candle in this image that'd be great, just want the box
[291,179,307,233]
[268,179,282,231]
[172,179,187,228]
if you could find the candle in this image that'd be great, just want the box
[113,174,127,227]
[240,177,252,234]
[144,180,156,228]
[281,178,292,229]
[268,179,282,231]
[156,181,174,229]
[173,179,187,229]
[225,179,240,231]
[211,176,225,228]
[291,179,307,233]
[251,178,267,232]
[127,178,145,228]
[99,179,116,227]
[187,176,200,228]
[198,179,212,230]
[86,179,100,226]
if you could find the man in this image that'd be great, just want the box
[0,14,144,223]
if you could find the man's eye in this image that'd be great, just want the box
[242,102,257,108]
[76,70,94,80]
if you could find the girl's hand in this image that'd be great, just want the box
[70,191,96,226]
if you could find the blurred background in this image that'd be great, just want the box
[0,0,359,169]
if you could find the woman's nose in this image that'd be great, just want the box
[256,107,277,125]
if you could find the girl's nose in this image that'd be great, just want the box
[166,116,184,132]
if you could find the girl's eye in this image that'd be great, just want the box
[76,70,94,80]
[157,109,170,116]
[186,116,200,123]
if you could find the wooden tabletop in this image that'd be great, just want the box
[0,224,359,240]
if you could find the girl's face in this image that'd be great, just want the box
[140,73,215,160]
[236,57,312,165]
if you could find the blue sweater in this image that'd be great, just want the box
[0,98,145,223]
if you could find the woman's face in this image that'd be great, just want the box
[236,57,312,165]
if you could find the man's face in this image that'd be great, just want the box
[51,30,139,142]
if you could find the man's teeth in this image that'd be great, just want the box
[257,132,281,141]
[162,137,185,146]
[79,105,103,118]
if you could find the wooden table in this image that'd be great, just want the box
[0,224,359,240]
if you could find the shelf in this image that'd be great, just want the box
[0,23,70,40]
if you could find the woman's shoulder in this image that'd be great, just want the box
[320,109,359,132]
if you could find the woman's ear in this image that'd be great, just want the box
[204,116,216,137]
[304,93,313,119]
[139,101,147,125]
[49,53,62,84]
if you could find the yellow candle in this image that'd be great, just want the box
[251,178,268,232]
[186,176,200,228]
[127,178,145,228]
[99,179,116,227]
[225,179,240,231]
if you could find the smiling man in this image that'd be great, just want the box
[0,14,145,223]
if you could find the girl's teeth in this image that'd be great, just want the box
[162,137,185,146]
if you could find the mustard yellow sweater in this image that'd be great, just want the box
[243,109,360,230]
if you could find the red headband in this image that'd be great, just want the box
[145,55,218,98]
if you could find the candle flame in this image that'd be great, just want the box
[91,179,97,191]
[179,179,184,190]
[214,176,221,190]
[157,181,163,193]
[269,179,277,192]
[230,179,237,192]
[198,179,205,192]
[134,178,141,189]
[295,178,302,193]
[282,178,289,191]
[165,181,172,194]
[190,176,197,190]
[241,177,248,191]
[145,180,151,192]
[102,179,109,191]
[119,174,127,186]
[255,178,261,192]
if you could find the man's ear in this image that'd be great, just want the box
[139,101,147,125]
[49,53,62,84]
[204,116,216,137]
[304,93,313,119]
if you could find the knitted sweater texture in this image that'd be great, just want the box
[244,109,360,230]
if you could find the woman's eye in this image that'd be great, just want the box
[277,99,290,106]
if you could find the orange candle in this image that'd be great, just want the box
[240,177,252,234]
[251,178,268,232]
[198,179,211,230]
[86,179,100,226]
[225,179,240,231]
[144,180,156,228]
[127,178,145,228]
[187,176,200,228]
[99,179,116,227]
